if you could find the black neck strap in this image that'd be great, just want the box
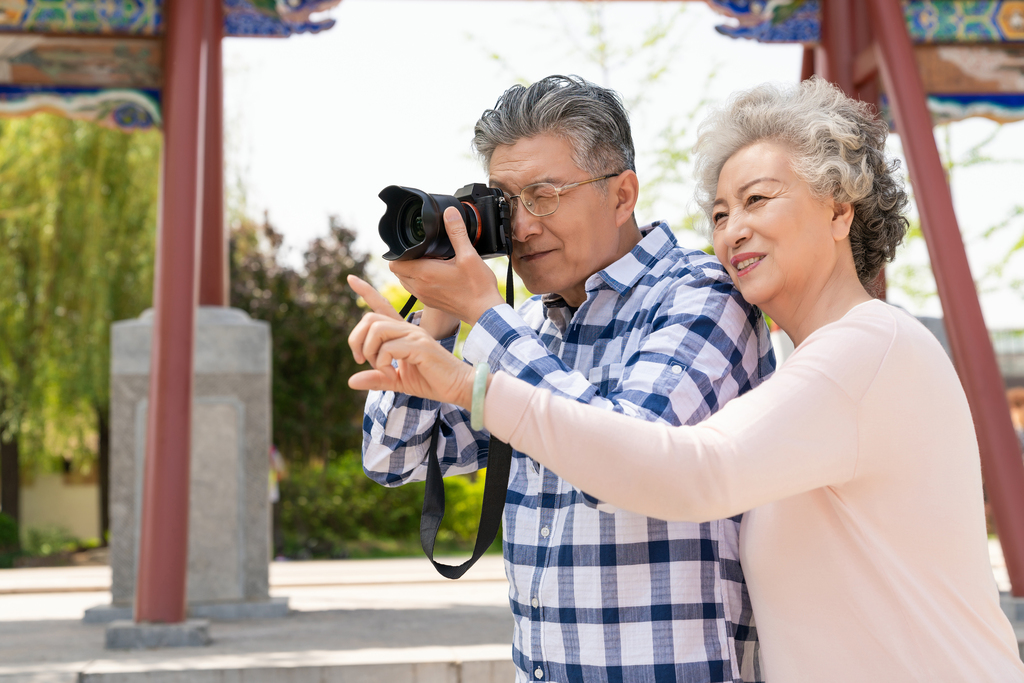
[405,259,515,579]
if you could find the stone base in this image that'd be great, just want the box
[84,604,132,623]
[85,598,288,624]
[1000,593,1024,660]
[189,596,289,620]
[105,619,212,650]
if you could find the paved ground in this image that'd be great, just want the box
[0,556,514,682]
[0,541,1013,681]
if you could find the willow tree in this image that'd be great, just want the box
[0,115,160,541]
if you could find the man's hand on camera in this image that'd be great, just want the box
[388,207,506,326]
[347,275,474,408]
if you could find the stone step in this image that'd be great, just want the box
[0,556,508,595]
[0,645,514,683]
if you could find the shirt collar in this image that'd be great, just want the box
[541,220,676,311]
[590,220,676,297]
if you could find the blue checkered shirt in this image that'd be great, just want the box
[363,221,775,682]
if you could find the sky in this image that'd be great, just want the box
[222,0,1024,329]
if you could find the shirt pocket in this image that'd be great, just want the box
[587,362,625,395]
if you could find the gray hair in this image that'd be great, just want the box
[472,75,635,178]
[694,77,909,287]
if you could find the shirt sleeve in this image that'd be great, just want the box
[482,355,860,522]
[362,315,489,487]
[462,274,767,428]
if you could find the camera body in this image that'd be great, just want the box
[378,183,512,261]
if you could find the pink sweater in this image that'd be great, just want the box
[485,299,1024,681]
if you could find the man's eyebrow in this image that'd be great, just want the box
[490,176,560,193]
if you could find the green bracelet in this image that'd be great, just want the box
[470,361,490,431]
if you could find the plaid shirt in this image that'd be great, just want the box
[363,222,775,683]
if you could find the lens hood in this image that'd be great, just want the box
[378,185,467,261]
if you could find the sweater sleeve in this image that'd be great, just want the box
[483,357,860,523]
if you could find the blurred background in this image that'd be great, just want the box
[1,0,1021,567]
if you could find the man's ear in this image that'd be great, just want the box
[830,200,854,241]
[612,170,640,228]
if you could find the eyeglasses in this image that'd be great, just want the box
[503,172,622,218]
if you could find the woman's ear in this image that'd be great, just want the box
[830,201,854,241]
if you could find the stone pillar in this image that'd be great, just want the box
[86,307,286,623]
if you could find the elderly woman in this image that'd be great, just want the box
[348,78,1024,681]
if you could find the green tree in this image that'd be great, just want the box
[0,116,68,531]
[0,115,160,542]
[45,120,160,541]
[230,213,371,462]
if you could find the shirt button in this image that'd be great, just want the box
[535,667,544,679]
[531,597,540,608]
[671,365,682,374]
[540,526,550,538]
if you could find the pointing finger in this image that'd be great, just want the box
[348,275,402,320]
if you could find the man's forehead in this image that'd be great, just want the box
[488,137,581,188]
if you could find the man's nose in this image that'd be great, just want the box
[511,206,542,242]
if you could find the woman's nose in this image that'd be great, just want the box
[722,216,751,249]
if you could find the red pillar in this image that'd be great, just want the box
[868,0,1024,595]
[135,0,208,623]
[801,46,815,81]
[199,0,227,307]
[819,0,855,97]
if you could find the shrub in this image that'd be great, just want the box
[279,453,498,559]
[0,512,18,568]
[0,512,17,552]
[22,525,79,557]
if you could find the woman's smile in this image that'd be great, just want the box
[732,253,766,275]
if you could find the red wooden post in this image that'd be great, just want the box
[199,0,227,307]
[801,46,815,81]
[818,0,855,96]
[867,0,1024,596]
[135,0,208,623]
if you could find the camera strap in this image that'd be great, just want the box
[420,426,513,579]
[417,259,516,579]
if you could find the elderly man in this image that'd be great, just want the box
[359,75,773,683]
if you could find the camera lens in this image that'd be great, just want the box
[398,200,425,248]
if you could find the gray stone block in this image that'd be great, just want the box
[105,307,275,620]
[187,597,290,621]
[83,604,133,623]
[1002,592,1024,623]
[104,619,212,650]
[1001,593,1024,661]
[83,598,289,623]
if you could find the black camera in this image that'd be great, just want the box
[378,183,512,261]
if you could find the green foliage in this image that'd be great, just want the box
[0,114,159,473]
[278,454,497,559]
[21,525,79,557]
[0,511,17,567]
[230,215,371,461]
[0,512,17,552]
